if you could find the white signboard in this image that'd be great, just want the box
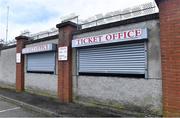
[72,28,148,47]
[58,46,68,61]
[16,53,21,63]
[22,44,56,54]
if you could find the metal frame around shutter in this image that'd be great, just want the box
[27,52,56,73]
[78,42,147,76]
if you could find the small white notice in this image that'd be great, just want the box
[16,53,21,63]
[58,46,68,61]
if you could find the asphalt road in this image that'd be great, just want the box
[0,99,46,117]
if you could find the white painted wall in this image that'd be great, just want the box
[0,47,16,88]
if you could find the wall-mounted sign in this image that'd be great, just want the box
[16,53,21,63]
[58,46,68,61]
[72,28,148,47]
[22,44,56,54]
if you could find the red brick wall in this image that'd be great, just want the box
[56,22,77,103]
[15,36,28,92]
[159,0,180,116]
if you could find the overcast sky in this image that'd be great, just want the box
[0,0,155,41]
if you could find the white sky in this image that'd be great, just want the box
[0,0,155,41]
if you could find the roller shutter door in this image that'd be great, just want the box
[27,52,55,73]
[78,42,146,75]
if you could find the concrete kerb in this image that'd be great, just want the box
[0,95,59,117]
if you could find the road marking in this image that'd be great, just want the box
[0,107,21,113]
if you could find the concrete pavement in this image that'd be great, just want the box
[0,87,144,117]
[0,99,47,117]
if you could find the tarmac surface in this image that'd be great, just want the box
[0,87,136,117]
[0,99,46,117]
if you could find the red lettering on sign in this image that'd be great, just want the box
[117,32,122,39]
[112,33,118,40]
[127,30,135,38]
[135,29,142,37]
[72,28,146,47]
[81,38,86,44]
[88,37,93,43]
[93,37,97,43]
[123,31,127,39]
[77,39,80,45]
[106,34,112,41]
[98,35,103,42]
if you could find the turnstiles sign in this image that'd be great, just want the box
[58,46,68,61]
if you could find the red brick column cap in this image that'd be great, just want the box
[56,21,78,29]
[15,35,29,41]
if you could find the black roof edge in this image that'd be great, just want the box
[0,44,16,50]
[73,13,159,35]
[1,34,59,50]
[25,34,58,45]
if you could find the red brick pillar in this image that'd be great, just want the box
[56,21,77,103]
[15,36,28,92]
[157,0,180,116]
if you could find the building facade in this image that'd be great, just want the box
[0,13,162,115]
[0,0,179,116]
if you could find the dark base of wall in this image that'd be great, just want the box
[74,95,162,117]
[25,86,57,99]
[0,82,57,99]
[0,81,15,90]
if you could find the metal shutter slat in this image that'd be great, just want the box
[80,43,144,51]
[78,42,146,74]
[27,52,55,72]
